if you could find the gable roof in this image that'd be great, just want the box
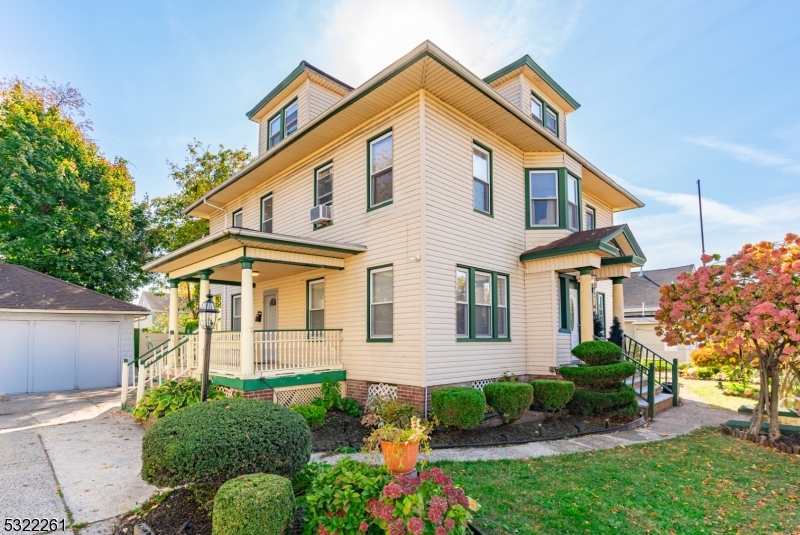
[483,55,580,112]
[138,291,169,313]
[246,61,354,120]
[623,265,695,310]
[519,224,646,263]
[0,264,149,314]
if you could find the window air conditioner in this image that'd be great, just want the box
[310,204,333,225]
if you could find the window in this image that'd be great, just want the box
[307,279,325,330]
[268,115,281,148]
[368,131,393,209]
[368,266,393,340]
[586,206,596,230]
[558,276,571,332]
[529,171,558,226]
[456,266,509,341]
[315,163,333,206]
[567,175,579,230]
[596,292,606,336]
[456,268,469,338]
[545,108,558,135]
[260,194,273,233]
[232,209,243,228]
[284,101,298,137]
[531,93,543,123]
[231,294,242,331]
[473,143,491,214]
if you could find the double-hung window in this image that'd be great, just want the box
[472,143,491,214]
[267,99,298,150]
[284,101,298,137]
[456,267,509,341]
[308,279,325,330]
[232,209,243,228]
[531,93,543,123]
[368,131,393,209]
[368,266,393,340]
[545,108,558,135]
[585,206,596,230]
[529,171,558,226]
[268,115,282,149]
[315,163,333,206]
[567,174,579,230]
[231,294,242,331]
[261,194,273,233]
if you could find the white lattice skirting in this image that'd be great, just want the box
[367,383,398,405]
[273,382,346,407]
[471,379,496,390]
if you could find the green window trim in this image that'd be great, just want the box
[525,168,582,232]
[472,140,493,217]
[456,265,511,342]
[366,128,394,212]
[558,274,577,333]
[266,97,299,150]
[231,208,243,228]
[258,192,273,233]
[313,160,334,230]
[566,172,583,232]
[306,277,325,331]
[367,264,394,342]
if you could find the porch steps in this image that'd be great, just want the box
[638,392,675,415]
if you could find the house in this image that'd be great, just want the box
[0,264,149,395]
[142,41,648,410]
[623,265,696,363]
[135,291,169,330]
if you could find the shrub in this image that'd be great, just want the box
[290,461,331,497]
[678,361,692,370]
[498,371,519,382]
[132,378,228,421]
[141,398,310,488]
[483,382,533,424]
[212,474,295,535]
[696,367,716,379]
[567,384,638,416]
[530,380,574,413]
[340,397,362,417]
[290,404,326,428]
[571,340,622,366]
[314,378,342,410]
[376,400,420,428]
[558,362,637,390]
[303,458,392,535]
[609,316,624,346]
[431,387,485,429]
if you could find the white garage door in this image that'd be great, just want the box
[0,319,121,395]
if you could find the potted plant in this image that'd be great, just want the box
[364,416,431,475]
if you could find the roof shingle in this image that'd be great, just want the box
[623,265,695,310]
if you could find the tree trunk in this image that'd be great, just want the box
[750,365,768,435]
[768,364,781,440]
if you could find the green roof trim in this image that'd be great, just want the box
[211,369,346,391]
[483,55,580,110]
[246,61,353,120]
[600,255,647,266]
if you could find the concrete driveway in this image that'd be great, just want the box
[0,389,157,534]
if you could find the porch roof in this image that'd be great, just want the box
[142,228,366,282]
[519,224,646,265]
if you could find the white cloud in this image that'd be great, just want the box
[311,0,583,86]
[686,136,800,174]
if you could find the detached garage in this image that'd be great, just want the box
[0,264,149,395]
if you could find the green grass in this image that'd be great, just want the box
[681,379,749,412]
[435,428,800,534]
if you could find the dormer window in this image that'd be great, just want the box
[531,94,543,123]
[545,108,558,135]
[268,115,281,148]
[284,101,298,137]
[267,98,299,150]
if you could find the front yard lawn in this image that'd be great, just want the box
[681,378,751,412]
[436,428,800,534]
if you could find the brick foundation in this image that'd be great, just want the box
[220,385,274,401]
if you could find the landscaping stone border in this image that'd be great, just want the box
[721,425,800,455]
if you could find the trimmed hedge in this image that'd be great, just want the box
[567,384,639,416]
[141,398,310,488]
[558,362,637,390]
[431,387,485,429]
[484,382,533,424]
[571,340,622,366]
[213,474,295,535]
[530,380,574,413]
[291,404,326,428]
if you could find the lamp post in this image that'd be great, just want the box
[198,293,218,402]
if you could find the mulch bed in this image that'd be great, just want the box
[312,409,639,451]
[114,488,212,535]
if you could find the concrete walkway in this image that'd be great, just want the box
[312,386,740,464]
[0,389,157,535]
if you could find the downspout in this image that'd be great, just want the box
[203,198,228,229]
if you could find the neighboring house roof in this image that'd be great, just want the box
[138,291,169,314]
[483,54,580,111]
[623,265,695,311]
[0,264,150,313]
[519,224,646,263]
[246,61,354,120]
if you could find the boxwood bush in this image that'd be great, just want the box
[431,386,485,429]
[571,340,622,366]
[568,384,639,416]
[484,382,533,423]
[290,404,326,428]
[212,474,295,535]
[558,362,637,390]
[141,398,310,488]
[530,380,574,413]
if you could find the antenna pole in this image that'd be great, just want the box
[697,179,706,262]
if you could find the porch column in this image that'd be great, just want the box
[197,270,213,378]
[612,277,626,323]
[579,267,594,343]
[240,260,255,377]
[168,280,179,349]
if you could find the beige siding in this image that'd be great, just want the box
[257,86,311,156]
[525,270,557,375]
[583,192,614,229]
[308,83,344,121]
[520,76,567,143]
[493,76,522,111]
[421,95,528,386]
[524,229,570,253]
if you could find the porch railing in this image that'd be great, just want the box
[254,329,342,373]
[134,334,198,402]
[209,331,242,373]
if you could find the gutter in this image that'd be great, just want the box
[203,198,228,228]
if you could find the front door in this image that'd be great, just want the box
[261,290,278,365]
[569,284,580,349]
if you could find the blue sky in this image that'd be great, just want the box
[2,0,799,269]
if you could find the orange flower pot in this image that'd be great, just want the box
[380,441,419,475]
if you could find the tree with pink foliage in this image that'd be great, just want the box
[656,233,800,439]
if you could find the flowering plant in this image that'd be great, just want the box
[367,467,479,535]
[363,416,432,452]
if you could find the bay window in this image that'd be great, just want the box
[455,266,510,341]
[529,171,559,226]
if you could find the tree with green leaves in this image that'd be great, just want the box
[0,78,156,301]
